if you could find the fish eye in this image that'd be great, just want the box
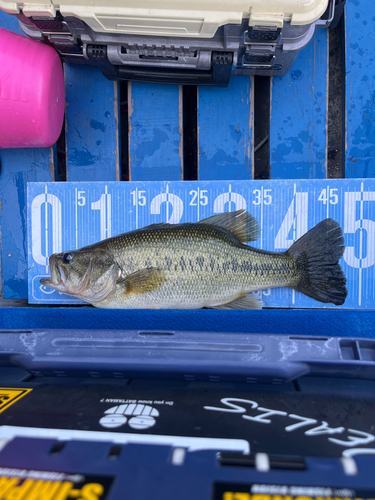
[63,253,73,264]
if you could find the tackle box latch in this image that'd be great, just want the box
[15,10,83,56]
[244,25,282,44]
[242,45,276,68]
[241,25,280,68]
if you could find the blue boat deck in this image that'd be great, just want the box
[0,0,374,336]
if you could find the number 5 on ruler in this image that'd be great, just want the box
[344,185,375,305]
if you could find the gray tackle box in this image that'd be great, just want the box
[0,0,345,86]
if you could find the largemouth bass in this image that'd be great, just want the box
[40,210,347,309]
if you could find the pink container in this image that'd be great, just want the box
[0,28,65,148]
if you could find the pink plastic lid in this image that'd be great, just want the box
[0,28,65,148]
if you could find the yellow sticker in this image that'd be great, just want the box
[218,492,375,500]
[0,469,114,500]
[0,388,32,413]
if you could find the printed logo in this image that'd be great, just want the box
[99,404,160,430]
[0,468,113,500]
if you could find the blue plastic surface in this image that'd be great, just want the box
[198,76,253,180]
[345,0,375,178]
[0,150,55,300]
[270,31,328,179]
[0,308,374,339]
[64,65,120,182]
[128,82,182,181]
[0,330,374,382]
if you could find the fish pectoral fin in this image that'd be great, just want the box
[117,267,165,295]
[212,293,263,310]
[199,210,260,243]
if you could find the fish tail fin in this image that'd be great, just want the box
[287,218,348,306]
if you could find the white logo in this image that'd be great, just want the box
[99,404,160,430]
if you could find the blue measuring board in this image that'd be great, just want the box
[27,179,375,309]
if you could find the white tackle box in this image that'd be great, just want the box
[0,0,345,85]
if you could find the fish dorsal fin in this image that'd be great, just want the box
[199,210,260,243]
[117,267,165,294]
[212,293,263,310]
[139,223,171,231]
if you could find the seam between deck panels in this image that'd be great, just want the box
[250,76,255,180]
[63,64,69,181]
[179,85,183,181]
[114,81,120,182]
[342,5,353,174]
[325,31,329,179]
[128,82,133,182]
[197,88,200,181]
[269,76,273,178]
[48,146,55,182]
[311,34,315,177]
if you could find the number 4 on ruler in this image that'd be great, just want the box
[274,188,308,250]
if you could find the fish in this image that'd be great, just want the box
[40,210,348,309]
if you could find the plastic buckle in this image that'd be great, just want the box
[242,45,276,68]
[30,13,73,36]
[241,54,276,68]
[244,26,281,45]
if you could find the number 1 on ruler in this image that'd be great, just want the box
[91,186,112,240]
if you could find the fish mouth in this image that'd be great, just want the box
[40,260,66,290]
[40,277,53,287]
